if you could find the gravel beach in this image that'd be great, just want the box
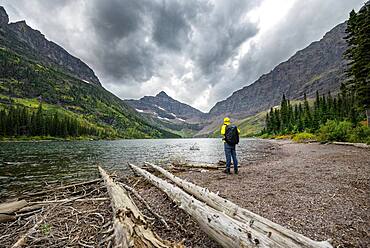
[177,140,370,247]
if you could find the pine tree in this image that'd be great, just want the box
[303,93,312,130]
[280,94,289,132]
[344,4,370,126]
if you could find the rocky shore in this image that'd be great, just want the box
[1,139,368,247]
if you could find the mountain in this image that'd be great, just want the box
[0,6,178,139]
[125,91,207,137]
[209,22,348,119]
[125,91,205,122]
[0,6,100,86]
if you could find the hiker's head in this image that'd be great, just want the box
[223,117,230,124]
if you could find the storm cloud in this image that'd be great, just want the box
[0,0,364,111]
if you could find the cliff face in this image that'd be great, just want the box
[209,22,348,118]
[0,6,9,26]
[0,6,101,86]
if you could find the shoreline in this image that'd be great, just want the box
[0,139,368,247]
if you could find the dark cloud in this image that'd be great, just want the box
[152,1,192,50]
[0,0,365,111]
[90,0,146,42]
[189,0,260,76]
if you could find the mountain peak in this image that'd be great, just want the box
[0,6,101,86]
[0,6,9,26]
[156,91,169,98]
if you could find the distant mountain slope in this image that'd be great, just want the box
[125,91,207,137]
[209,22,348,119]
[0,6,100,86]
[125,91,206,122]
[0,6,178,139]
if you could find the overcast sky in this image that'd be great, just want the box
[0,0,364,112]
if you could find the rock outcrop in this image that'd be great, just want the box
[209,22,348,118]
[0,6,9,26]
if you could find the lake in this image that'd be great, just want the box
[0,138,272,198]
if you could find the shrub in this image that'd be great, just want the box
[292,132,316,142]
[317,120,370,143]
[318,120,353,142]
[347,125,370,143]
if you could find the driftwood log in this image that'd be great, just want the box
[173,163,220,170]
[332,141,370,149]
[172,161,239,170]
[0,200,28,223]
[98,166,173,248]
[117,181,170,230]
[0,200,28,214]
[0,213,15,223]
[145,162,332,248]
[129,163,303,248]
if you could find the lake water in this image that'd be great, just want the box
[0,138,271,198]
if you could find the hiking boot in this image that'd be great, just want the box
[234,170,238,175]
[223,169,231,174]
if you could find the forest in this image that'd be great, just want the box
[263,4,369,144]
[263,91,369,143]
[0,103,113,139]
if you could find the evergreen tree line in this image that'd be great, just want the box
[264,91,362,135]
[0,104,108,138]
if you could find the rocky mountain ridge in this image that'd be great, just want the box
[0,6,101,86]
[209,21,348,119]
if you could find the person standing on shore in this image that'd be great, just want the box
[220,117,240,174]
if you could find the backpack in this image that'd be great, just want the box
[225,125,239,145]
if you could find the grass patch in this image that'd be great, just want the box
[292,132,317,142]
[40,223,52,235]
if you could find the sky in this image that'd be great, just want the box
[0,0,364,112]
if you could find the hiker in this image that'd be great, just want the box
[221,117,240,174]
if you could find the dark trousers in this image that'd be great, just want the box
[224,143,238,172]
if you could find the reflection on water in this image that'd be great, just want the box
[0,138,271,198]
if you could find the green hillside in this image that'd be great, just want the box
[0,48,179,139]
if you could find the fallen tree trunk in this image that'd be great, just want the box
[16,204,42,214]
[332,142,369,149]
[130,163,293,248]
[145,162,332,248]
[173,163,220,170]
[98,166,173,248]
[172,161,239,170]
[117,181,170,230]
[0,213,15,223]
[0,200,28,214]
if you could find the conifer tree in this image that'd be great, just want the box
[344,3,370,126]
